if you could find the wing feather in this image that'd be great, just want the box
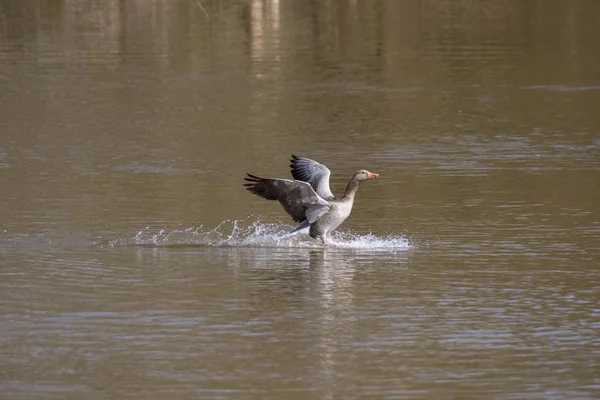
[244,174,331,223]
[289,155,335,200]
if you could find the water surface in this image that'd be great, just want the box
[1,1,599,398]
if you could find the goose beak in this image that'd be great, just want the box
[367,172,379,179]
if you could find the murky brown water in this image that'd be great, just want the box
[2,0,600,398]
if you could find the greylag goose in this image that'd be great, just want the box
[244,155,378,246]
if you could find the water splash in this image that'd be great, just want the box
[110,219,413,251]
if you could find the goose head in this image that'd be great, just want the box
[354,170,379,182]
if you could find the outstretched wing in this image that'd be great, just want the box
[244,174,331,223]
[289,155,335,200]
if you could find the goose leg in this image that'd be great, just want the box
[323,241,346,247]
[322,237,345,247]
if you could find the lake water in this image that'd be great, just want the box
[1,0,600,398]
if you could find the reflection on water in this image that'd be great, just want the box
[2,246,597,398]
[1,0,600,399]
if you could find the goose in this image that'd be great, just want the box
[244,155,378,246]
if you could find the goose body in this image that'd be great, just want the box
[244,155,378,245]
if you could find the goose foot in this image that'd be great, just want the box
[322,240,346,248]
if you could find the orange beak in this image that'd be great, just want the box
[367,172,379,179]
